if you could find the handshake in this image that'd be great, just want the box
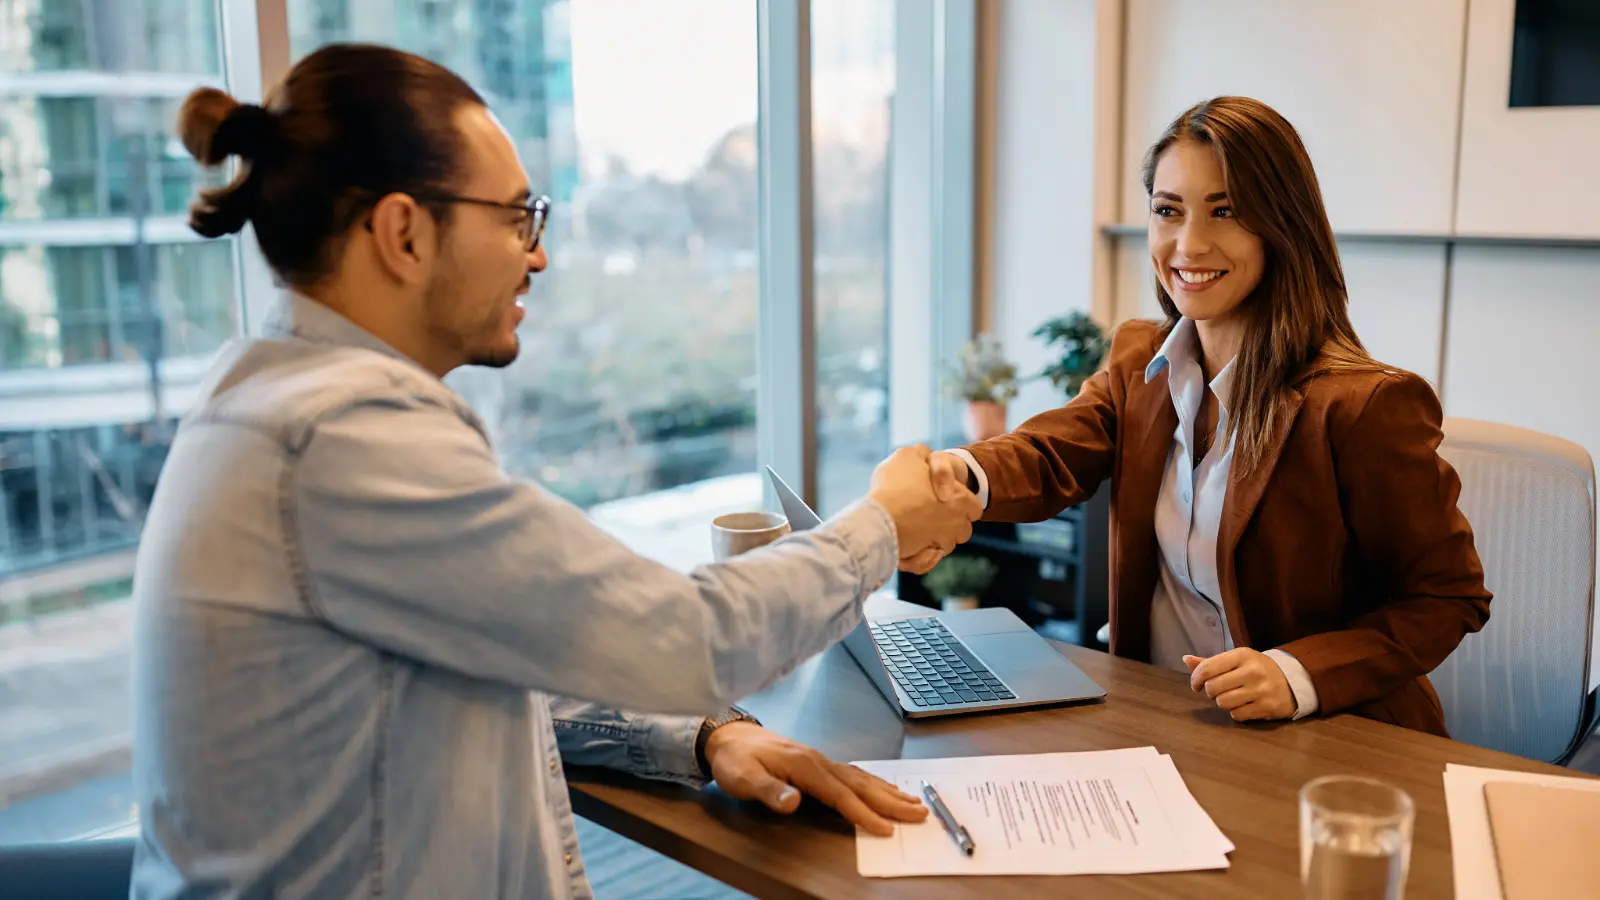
[866,446,983,574]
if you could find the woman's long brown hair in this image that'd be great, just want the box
[1142,96,1381,474]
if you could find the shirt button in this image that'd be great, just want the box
[1207,616,1219,628]
[564,853,573,866]
[549,758,559,773]
[1181,491,1191,503]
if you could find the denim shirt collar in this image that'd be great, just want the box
[261,292,418,369]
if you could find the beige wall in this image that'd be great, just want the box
[984,0,1101,423]
[1119,0,1468,235]
[984,0,1600,688]
[1456,0,1600,239]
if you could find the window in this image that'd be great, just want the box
[53,245,114,364]
[811,0,894,515]
[0,95,222,222]
[5,0,92,71]
[160,241,238,357]
[289,0,764,528]
[0,0,237,844]
[37,97,101,218]
[0,0,221,75]
[0,240,233,373]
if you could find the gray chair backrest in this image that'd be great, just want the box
[1431,417,1596,764]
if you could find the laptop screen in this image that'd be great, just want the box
[765,467,823,532]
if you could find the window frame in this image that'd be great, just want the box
[755,0,819,508]
[219,0,289,336]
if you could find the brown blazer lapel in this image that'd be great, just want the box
[1110,369,1179,662]
[1217,388,1306,648]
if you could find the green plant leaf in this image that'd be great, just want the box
[1031,311,1108,398]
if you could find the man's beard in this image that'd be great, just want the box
[423,267,522,370]
[470,334,519,369]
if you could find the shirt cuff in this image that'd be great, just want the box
[552,700,711,789]
[941,448,990,510]
[1264,648,1320,720]
[626,713,709,788]
[834,498,899,591]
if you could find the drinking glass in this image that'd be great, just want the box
[1300,775,1414,900]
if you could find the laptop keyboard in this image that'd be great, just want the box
[869,617,1016,708]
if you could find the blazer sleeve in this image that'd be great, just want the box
[960,322,1149,523]
[1275,372,1492,714]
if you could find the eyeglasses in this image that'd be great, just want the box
[368,192,551,252]
[411,192,551,253]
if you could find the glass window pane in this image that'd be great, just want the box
[2,94,220,222]
[289,0,763,558]
[0,0,237,846]
[51,246,113,364]
[159,241,237,358]
[811,0,894,516]
[38,97,102,218]
[5,0,93,71]
[0,0,221,75]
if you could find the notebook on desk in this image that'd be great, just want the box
[765,466,1104,718]
[1484,781,1600,900]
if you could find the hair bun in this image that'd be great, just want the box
[212,103,278,163]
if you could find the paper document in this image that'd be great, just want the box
[1442,763,1600,900]
[853,748,1231,877]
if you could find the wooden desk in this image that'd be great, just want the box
[567,597,1586,899]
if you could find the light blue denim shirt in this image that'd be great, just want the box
[130,293,897,899]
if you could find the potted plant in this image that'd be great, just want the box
[942,333,1019,441]
[921,555,999,613]
[1033,311,1109,399]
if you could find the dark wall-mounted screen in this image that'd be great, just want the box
[1509,0,1600,107]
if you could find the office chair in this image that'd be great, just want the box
[1431,417,1598,766]
[0,837,136,899]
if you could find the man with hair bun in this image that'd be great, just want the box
[131,43,981,900]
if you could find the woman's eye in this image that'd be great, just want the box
[1213,207,1235,219]
[1152,204,1179,218]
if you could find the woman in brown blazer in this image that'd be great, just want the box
[919,96,1490,737]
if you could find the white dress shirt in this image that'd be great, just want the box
[948,317,1319,719]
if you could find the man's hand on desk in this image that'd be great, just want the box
[1184,649,1297,721]
[868,446,982,575]
[701,722,929,836]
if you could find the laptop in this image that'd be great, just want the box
[766,467,1106,719]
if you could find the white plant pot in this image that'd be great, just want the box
[941,595,980,613]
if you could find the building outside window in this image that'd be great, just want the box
[0,0,238,844]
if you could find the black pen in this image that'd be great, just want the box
[920,780,975,856]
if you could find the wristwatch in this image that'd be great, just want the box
[694,706,762,777]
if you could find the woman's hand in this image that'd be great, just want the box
[1183,649,1297,721]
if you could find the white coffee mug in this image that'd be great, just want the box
[711,511,791,561]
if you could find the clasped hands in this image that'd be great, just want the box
[867,447,984,572]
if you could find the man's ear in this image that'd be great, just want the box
[367,192,436,284]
